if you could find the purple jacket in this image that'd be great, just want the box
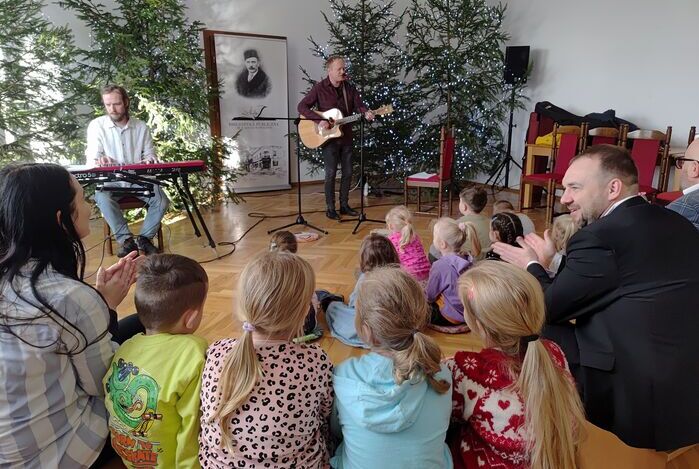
[297,77,367,145]
[426,253,473,323]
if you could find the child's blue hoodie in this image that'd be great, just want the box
[331,352,453,469]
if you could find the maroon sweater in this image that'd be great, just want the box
[297,77,368,145]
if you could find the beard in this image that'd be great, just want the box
[109,111,127,123]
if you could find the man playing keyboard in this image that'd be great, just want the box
[86,84,169,256]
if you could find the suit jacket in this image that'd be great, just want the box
[667,189,699,231]
[236,68,270,98]
[527,196,699,450]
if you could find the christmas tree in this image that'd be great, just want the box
[405,0,523,182]
[299,0,428,189]
[0,0,89,163]
[60,0,235,203]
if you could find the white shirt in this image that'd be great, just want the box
[683,183,699,195]
[85,115,156,164]
[601,195,639,217]
[247,71,258,82]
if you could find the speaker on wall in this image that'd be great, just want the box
[504,45,530,84]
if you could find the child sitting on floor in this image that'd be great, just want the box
[445,261,584,469]
[549,214,578,274]
[429,186,490,262]
[492,199,536,235]
[484,212,524,261]
[385,205,431,287]
[103,254,209,468]
[269,230,321,339]
[332,266,453,469]
[427,218,479,329]
[325,233,400,348]
[199,252,333,468]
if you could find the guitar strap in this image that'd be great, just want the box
[341,83,351,120]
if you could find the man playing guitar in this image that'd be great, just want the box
[298,56,374,220]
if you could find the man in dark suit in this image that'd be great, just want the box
[493,144,699,450]
[235,49,270,98]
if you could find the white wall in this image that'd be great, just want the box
[45,0,699,185]
[489,0,699,187]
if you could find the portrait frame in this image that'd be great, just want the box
[204,30,290,193]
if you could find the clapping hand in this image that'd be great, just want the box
[95,251,143,309]
[521,230,556,268]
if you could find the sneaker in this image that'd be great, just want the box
[136,236,159,256]
[117,237,138,258]
[315,289,345,311]
[340,205,358,216]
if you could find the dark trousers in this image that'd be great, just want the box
[322,140,353,208]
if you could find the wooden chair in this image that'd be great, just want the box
[656,126,696,205]
[626,127,672,198]
[582,123,627,151]
[519,124,584,224]
[103,196,165,255]
[404,126,455,217]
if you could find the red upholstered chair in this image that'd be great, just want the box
[656,126,696,205]
[404,126,454,217]
[626,127,672,199]
[103,196,165,255]
[519,124,584,224]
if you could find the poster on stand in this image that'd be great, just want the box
[204,30,290,193]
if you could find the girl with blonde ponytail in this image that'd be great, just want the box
[446,261,585,469]
[385,205,431,287]
[331,266,453,469]
[426,218,478,327]
[199,252,334,468]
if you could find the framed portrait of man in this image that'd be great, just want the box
[204,30,290,193]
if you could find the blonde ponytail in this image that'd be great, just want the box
[215,330,262,450]
[458,262,585,469]
[433,217,481,257]
[385,205,415,251]
[211,251,315,450]
[518,339,585,469]
[460,221,481,257]
[355,266,449,394]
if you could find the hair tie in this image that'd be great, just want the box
[412,329,419,337]
[242,321,256,333]
[269,242,277,251]
[521,334,539,345]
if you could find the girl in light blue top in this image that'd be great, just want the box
[331,266,453,469]
[325,233,400,348]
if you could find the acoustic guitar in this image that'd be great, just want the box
[298,104,393,149]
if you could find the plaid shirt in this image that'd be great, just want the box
[0,263,116,468]
[667,189,699,231]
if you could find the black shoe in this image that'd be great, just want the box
[326,209,340,220]
[136,236,159,256]
[117,237,138,258]
[316,289,345,311]
[340,205,359,216]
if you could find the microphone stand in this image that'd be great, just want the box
[235,115,328,235]
[340,115,383,234]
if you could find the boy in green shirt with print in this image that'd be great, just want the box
[103,254,208,468]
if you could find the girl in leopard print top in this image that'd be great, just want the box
[199,252,333,468]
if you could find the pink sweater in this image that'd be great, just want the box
[199,339,333,468]
[388,232,431,281]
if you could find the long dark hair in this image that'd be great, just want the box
[0,163,105,353]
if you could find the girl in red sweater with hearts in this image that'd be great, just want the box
[445,262,585,469]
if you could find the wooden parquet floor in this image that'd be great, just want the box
[83,183,540,363]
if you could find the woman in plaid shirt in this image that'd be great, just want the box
[0,164,139,468]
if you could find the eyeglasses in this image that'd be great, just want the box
[674,157,699,169]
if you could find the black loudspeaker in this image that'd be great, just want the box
[504,45,530,84]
